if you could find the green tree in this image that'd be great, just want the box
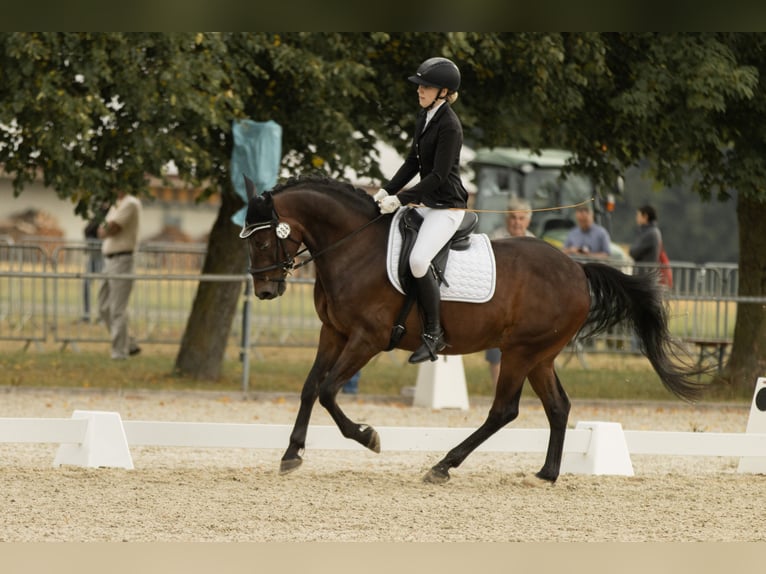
[0,32,239,209]
[505,33,766,391]
[0,32,250,380]
[404,32,764,391]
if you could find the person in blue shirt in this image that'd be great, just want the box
[562,204,611,258]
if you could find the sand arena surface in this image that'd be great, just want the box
[0,387,763,542]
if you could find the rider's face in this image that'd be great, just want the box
[417,85,443,108]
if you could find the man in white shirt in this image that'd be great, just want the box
[97,190,142,359]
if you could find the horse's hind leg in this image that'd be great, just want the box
[424,368,526,484]
[527,362,571,482]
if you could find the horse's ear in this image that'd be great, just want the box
[243,174,257,199]
[244,190,274,226]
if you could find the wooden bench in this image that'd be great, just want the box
[685,338,731,373]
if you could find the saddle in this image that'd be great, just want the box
[386,208,479,350]
[396,208,479,290]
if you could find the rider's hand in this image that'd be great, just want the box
[379,195,402,214]
[372,189,388,203]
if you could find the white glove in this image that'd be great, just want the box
[379,195,402,214]
[372,188,389,202]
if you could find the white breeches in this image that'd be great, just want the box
[409,207,465,278]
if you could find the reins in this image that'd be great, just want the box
[246,210,386,278]
[291,214,386,271]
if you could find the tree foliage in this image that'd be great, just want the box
[0,33,239,214]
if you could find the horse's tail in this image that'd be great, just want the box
[578,262,706,402]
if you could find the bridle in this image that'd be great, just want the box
[240,198,385,283]
[239,204,304,284]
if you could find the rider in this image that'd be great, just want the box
[374,57,469,364]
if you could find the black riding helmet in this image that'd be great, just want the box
[408,57,461,93]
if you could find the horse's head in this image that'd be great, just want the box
[239,177,303,300]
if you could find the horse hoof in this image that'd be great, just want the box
[534,469,558,483]
[358,424,380,453]
[366,429,381,453]
[279,457,303,475]
[422,467,450,484]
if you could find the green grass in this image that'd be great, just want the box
[0,343,751,403]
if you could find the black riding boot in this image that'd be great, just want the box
[408,270,447,364]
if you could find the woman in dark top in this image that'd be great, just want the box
[629,204,662,273]
[374,57,469,363]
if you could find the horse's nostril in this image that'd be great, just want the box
[256,290,275,300]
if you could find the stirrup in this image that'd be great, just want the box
[408,330,446,364]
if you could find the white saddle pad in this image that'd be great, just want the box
[386,209,496,303]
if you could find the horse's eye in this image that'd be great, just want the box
[258,241,271,251]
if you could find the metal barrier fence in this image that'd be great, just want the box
[1,243,761,367]
[51,242,214,349]
[0,242,322,355]
[0,243,48,349]
[585,260,741,355]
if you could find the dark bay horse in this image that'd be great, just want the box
[240,175,704,483]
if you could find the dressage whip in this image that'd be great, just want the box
[290,197,594,270]
[454,197,596,215]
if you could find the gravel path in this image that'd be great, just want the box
[0,387,763,542]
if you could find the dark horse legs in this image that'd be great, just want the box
[423,360,569,484]
[280,327,380,474]
[423,368,526,484]
[527,363,570,481]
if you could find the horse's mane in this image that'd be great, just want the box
[271,175,378,215]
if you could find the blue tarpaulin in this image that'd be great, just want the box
[230,119,282,226]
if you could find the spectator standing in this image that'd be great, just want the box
[81,203,108,322]
[486,197,534,387]
[629,204,662,273]
[97,190,142,360]
[628,204,664,350]
[562,204,612,258]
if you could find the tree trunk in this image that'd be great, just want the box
[173,186,248,380]
[725,195,766,392]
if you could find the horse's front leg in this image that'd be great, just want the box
[280,328,342,474]
[317,363,381,454]
[279,372,322,474]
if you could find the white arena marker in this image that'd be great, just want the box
[53,410,134,470]
[413,354,470,411]
[737,377,766,474]
[561,421,634,476]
